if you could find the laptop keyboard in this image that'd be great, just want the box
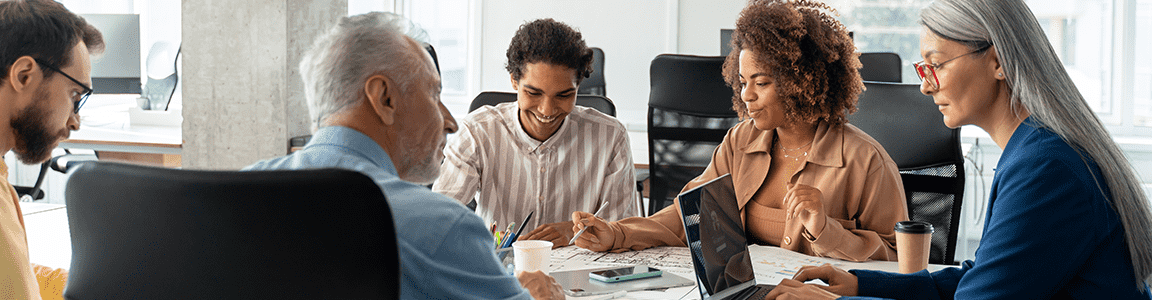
[731,285,773,300]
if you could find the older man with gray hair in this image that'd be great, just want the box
[244,12,564,299]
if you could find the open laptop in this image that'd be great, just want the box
[679,174,775,299]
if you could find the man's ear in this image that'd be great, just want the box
[365,74,397,125]
[510,73,519,91]
[6,56,39,93]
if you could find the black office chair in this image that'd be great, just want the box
[847,81,965,265]
[857,52,902,83]
[12,161,49,201]
[646,54,741,217]
[578,47,606,96]
[63,162,400,299]
[467,91,616,117]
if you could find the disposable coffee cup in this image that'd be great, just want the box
[895,221,933,273]
[513,240,553,274]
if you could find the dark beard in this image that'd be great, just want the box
[11,87,61,165]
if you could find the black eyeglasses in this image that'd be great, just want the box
[38,62,92,114]
[913,45,992,90]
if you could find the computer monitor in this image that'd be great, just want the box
[81,14,142,94]
[721,29,733,56]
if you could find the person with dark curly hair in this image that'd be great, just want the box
[571,0,907,263]
[434,19,637,248]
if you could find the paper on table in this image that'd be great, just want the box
[550,246,694,274]
[747,245,845,285]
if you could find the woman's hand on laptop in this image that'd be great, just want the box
[570,211,615,252]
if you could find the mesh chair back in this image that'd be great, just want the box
[647,54,741,216]
[468,91,616,117]
[64,162,399,299]
[578,47,607,96]
[858,52,901,83]
[848,81,965,265]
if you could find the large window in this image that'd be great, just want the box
[827,0,1137,131]
[1136,0,1152,126]
[350,0,477,112]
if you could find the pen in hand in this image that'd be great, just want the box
[569,202,608,245]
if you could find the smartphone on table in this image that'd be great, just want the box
[588,266,662,283]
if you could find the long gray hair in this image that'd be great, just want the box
[922,0,1152,288]
[299,12,430,130]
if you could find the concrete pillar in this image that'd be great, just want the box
[181,0,347,169]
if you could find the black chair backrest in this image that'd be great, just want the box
[467,91,616,117]
[578,47,606,96]
[13,161,50,201]
[63,162,399,299]
[847,81,965,265]
[858,52,901,83]
[647,54,741,216]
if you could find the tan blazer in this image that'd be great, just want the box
[603,120,907,262]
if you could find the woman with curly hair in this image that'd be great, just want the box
[571,0,907,262]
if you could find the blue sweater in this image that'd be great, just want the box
[847,118,1151,299]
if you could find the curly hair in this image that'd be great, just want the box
[505,18,593,84]
[722,0,862,125]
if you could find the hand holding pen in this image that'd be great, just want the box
[569,204,614,252]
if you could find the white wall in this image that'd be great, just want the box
[476,0,678,126]
[472,0,747,127]
[676,0,744,56]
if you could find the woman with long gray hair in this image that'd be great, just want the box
[765,0,1152,298]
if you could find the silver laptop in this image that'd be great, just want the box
[678,174,775,300]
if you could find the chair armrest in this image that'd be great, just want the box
[50,154,98,174]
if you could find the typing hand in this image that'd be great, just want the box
[784,183,828,238]
[570,211,615,252]
[520,221,574,248]
[789,264,858,296]
[763,278,841,300]
[516,270,565,300]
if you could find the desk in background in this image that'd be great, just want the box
[62,94,182,167]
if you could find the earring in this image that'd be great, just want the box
[998,73,1003,77]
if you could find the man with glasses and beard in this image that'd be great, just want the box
[0,1,104,299]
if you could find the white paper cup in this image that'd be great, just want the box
[512,240,553,274]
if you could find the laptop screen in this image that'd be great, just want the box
[678,174,756,298]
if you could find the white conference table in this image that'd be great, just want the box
[20,202,948,299]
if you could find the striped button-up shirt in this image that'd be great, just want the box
[434,102,638,231]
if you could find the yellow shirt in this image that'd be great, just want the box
[605,121,908,262]
[0,159,67,300]
[1,159,40,300]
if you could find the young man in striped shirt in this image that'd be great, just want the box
[434,19,637,247]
